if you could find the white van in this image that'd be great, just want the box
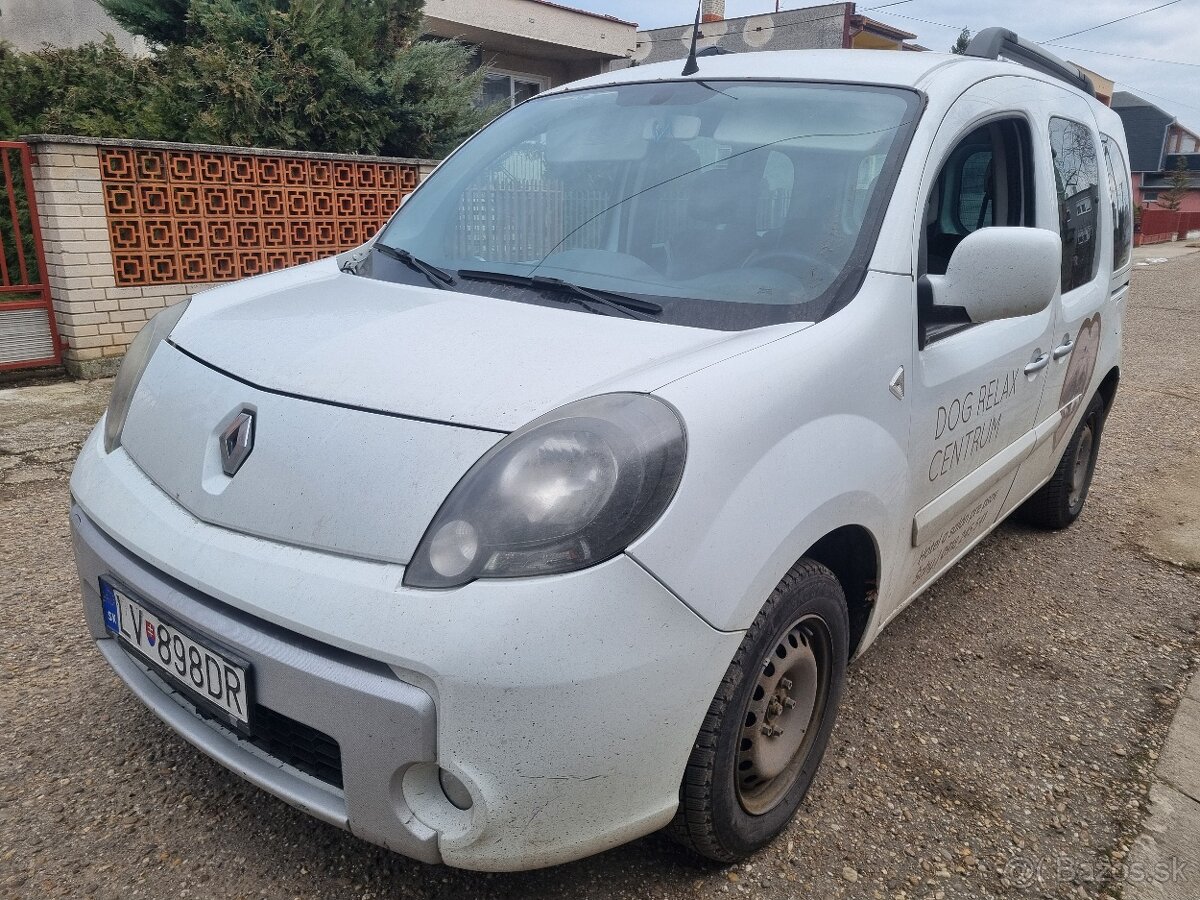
[70,30,1131,871]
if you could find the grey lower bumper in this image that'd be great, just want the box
[71,505,442,864]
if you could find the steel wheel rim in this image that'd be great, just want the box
[735,614,833,816]
[1069,420,1095,512]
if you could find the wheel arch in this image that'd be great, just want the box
[1097,365,1120,413]
[799,524,880,659]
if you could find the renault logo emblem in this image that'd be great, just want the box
[219,410,255,477]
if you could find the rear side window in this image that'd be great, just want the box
[1102,136,1133,271]
[1048,117,1101,292]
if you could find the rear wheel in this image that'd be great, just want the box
[669,560,848,862]
[1018,393,1106,530]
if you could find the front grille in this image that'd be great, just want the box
[123,645,344,789]
[247,705,343,789]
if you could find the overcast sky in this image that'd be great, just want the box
[589,0,1200,133]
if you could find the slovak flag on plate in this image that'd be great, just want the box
[145,621,156,646]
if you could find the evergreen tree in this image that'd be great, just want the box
[950,28,972,55]
[1160,155,1191,212]
[4,0,491,158]
[0,39,169,140]
[98,0,192,45]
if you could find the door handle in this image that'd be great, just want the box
[1024,351,1050,375]
[1053,337,1075,360]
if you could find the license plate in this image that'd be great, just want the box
[100,579,251,726]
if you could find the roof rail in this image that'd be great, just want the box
[964,27,1095,97]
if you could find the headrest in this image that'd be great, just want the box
[687,167,758,224]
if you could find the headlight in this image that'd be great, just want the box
[404,393,686,589]
[103,300,190,453]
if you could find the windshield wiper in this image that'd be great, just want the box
[373,242,455,289]
[458,270,662,319]
[532,276,663,319]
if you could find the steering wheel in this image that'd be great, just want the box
[741,249,839,282]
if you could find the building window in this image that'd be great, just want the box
[481,71,547,109]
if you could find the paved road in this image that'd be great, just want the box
[2,256,1199,899]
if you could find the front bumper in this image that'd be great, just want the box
[73,507,441,860]
[70,427,743,870]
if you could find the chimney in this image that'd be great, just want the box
[702,0,725,23]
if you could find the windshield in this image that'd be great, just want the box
[374,80,919,330]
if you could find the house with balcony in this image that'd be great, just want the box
[423,0,637,108]
[1111,91,1200,211]
[0,0,639,109]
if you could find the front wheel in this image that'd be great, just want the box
[1018,393,1107,530]
[669,560,848,863]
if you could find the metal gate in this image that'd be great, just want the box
[0,141,61,371]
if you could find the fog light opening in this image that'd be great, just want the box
[399,763,478,844]
[439,768,474,811]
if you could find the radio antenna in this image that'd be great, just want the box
[682,2,702,76]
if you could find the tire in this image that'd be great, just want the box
[1018,392,1107,530]
[669,560,849,863]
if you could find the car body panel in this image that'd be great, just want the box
[630,271,912,633]
[897,76,1061,600]
[169,256,808,432]
[122,344,502,564]
[1008,92,1128,511]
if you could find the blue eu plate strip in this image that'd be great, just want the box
[99,579,119,634]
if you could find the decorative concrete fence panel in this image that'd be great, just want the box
[25,135,438,377]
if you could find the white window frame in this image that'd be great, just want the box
[483,68,550,109]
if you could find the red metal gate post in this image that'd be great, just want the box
[0,140,64,372]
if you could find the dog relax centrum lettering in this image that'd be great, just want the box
[928,370,1019,483]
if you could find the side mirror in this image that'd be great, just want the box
[928,227,1061,324]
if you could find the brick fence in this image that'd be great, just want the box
[24,135,438,377]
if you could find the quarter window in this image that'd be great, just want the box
[1048,117,1101,292]
[1102,136,1133,271]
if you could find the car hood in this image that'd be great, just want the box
[169,257,810,432]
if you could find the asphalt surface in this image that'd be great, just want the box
[2,255,1199,900]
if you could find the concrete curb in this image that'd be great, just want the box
[1125,672,1200,899]
[1133,242,1200,264]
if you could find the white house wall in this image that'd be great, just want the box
[424,0,635,59]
